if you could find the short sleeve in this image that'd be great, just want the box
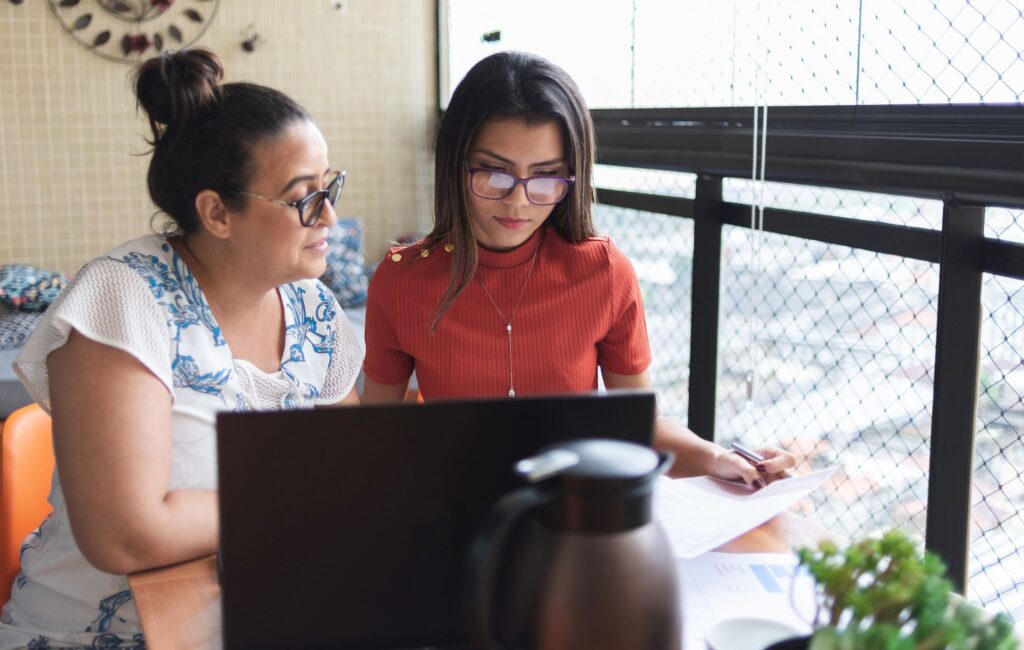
[362,253,415,385]
[596,240,652,376]
[14,258,173,413]
[315,288,365,404]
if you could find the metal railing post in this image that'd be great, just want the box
[925,202,985,593]
[688,175,724,442]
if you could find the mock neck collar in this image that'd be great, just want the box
[476,227,547,269]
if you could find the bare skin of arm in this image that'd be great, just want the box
[324,386,360,407]
[47,330,218,575]
[602,369,795,484]
[360,375,410,404]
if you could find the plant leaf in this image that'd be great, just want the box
[110,0,130,12]
[153,33,163,52]
[93,30,111,47]
[168,24,182,42]
[58,0,79,7]
[72,13,91,30]
[183,8,203,22]
[121,34,132,57]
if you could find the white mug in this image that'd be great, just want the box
[705,617,803,650]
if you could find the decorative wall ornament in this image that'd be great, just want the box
[240,22,262,53]
[47,0,220,64]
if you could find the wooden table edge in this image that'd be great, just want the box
[127,511,835,649]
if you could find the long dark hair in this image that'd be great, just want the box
[133,48,310,234]
[428,51,597,329]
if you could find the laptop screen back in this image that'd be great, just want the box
[217,391,656,649]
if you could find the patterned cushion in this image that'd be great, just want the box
[321,219,369,309]
[0,307,43,351]
[0,264,69,312]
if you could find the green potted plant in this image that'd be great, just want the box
[767,529,1018,649]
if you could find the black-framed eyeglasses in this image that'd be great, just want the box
[238,170,346,227]
[467,166,575,206]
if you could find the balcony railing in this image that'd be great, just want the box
[590,103,1024,621]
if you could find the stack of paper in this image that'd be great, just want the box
[654,467,835,648]
[653,467,836,558]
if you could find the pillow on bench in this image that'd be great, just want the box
[0,264,68,312]
[0,307,39,418]
[0,264,68,417]
[320,219,369,309]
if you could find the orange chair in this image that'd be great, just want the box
[0,404,54,607]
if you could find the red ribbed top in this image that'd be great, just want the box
[364,226,651,399]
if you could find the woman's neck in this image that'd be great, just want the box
[170,233,277,320]
[170,233,285,372]
[476,226,546,269]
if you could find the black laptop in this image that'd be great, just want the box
[216,391,656,650]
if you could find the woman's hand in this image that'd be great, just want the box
[752,447,798,482]
[599,369,800,486]
[709,446,797,489]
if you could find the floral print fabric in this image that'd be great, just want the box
[1,235,362,648]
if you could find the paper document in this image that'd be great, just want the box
[653,466,836,558]
[678,552,817,650]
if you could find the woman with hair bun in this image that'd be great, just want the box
[0,48,362,647]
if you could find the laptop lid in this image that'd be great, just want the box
[216,390,656,649]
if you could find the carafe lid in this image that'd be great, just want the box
[517,439,661,493]
[516,439,668,532]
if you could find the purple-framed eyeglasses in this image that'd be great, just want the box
[466,166,575,206]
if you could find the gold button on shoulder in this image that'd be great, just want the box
[444,243,454,253]
[391,253,402,262]
[420,248,430,258]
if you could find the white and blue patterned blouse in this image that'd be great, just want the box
[1,235,363,649]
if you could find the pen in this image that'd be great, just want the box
[730,441,792,479]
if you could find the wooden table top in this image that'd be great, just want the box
[126,510,831,650]
[128,554,222,650]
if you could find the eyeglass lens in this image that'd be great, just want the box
[472,169,568,205]
[302,172,345,226]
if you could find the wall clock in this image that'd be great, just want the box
[47,0,220,64]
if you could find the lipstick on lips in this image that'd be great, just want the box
[494,215,529,230]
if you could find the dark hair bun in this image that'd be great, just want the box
[134,48,224,134]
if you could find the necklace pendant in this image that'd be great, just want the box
[508,387,516,398]
[506,323,512,333]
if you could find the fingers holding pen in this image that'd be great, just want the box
[730,442,797,484]
[711,450,767,490]
[755,447,797,477]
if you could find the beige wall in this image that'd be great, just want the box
[0,0,437,275]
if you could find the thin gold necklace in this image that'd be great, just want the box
[476,240,542,398]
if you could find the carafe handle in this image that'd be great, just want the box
[467,485,552,650]
[655,450,674,477]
